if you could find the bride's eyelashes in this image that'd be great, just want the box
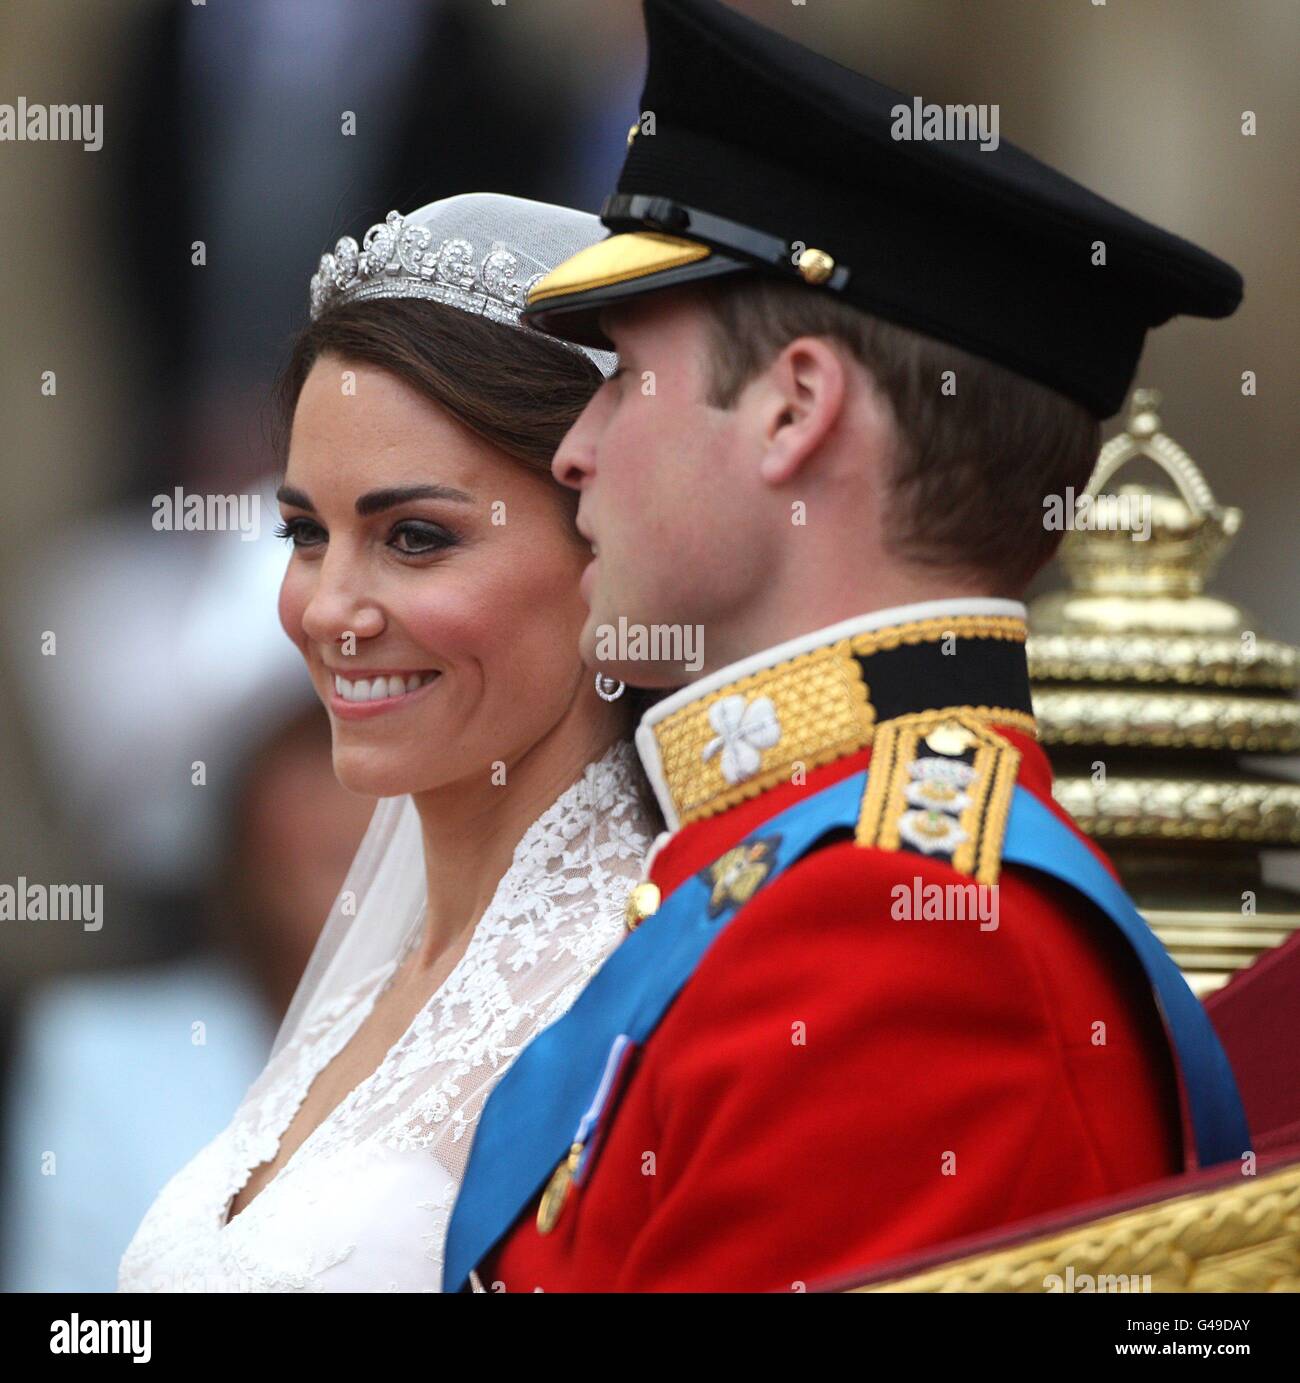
[273,516,324,548]
[274,516,462,560]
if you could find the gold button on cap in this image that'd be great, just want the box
[625,881,661,930]
[797,247,835,284]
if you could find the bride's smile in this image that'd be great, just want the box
[328,669,441,714]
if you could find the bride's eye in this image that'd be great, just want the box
[274,516,324,548]
[389,520,458,556]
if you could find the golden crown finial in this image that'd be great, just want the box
[1058,388,1242,599]
[1128,388,1163,439]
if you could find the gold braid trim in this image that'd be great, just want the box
[963,707,1038,740]
[651,616,1035,827]
[848,614,1027,656]
[854,1161,1300,1293]
[653,639,875,826]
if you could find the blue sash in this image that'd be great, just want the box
[443,772,1249,1292]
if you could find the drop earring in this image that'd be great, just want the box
[595,672,626,702]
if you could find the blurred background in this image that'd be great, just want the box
[0,0,1294,1290]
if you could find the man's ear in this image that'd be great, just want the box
[753,336,848,486]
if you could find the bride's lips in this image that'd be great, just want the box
[325,667,442,721]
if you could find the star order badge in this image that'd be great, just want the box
[700,834,782,919]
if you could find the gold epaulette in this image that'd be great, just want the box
[855,709,1023,886]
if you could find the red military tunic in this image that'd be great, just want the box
[476,608,1183,1292]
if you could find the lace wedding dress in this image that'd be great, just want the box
[118,740,652,1292]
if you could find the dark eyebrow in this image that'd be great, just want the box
[276,483,474,517]
[355,484,474,516]
[276,484,315,511]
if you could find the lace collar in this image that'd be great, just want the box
[117,737,654,1291]
[221,737,651,1230]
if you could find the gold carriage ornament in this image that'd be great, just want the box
[1026,389,1300,997]
[826,392,1300,1296]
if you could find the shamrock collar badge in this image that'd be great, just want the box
[702,694,782,785]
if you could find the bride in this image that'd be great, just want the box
[118,193,660,1292]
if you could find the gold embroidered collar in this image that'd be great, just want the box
[634,601,1038,831]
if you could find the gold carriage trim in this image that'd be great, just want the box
[649,616,1036,828]
[855,1159,1300,1293]
[855,709,1021,886]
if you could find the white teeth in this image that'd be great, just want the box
[332,672,437,703]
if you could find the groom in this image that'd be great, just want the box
[444,0,1249,1291]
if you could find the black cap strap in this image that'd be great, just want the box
[601,193,853,292]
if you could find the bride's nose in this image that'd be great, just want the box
[300,550,385,648]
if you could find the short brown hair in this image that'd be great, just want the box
[695,277,1101,592]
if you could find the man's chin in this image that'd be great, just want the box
[579,600,705,690]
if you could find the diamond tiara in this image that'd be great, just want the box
[309,209,547,327]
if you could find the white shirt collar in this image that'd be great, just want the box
[634,597,1028,831]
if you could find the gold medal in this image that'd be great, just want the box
[537,1142,583,1235]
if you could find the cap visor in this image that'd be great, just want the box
[522,231,749,349]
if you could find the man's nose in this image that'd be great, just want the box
[551,396,601,491]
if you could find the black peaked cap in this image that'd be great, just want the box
[523,0,1242,419]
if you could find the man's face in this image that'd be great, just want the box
[550,288,768,686]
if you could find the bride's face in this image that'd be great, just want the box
[277,356,597,797]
